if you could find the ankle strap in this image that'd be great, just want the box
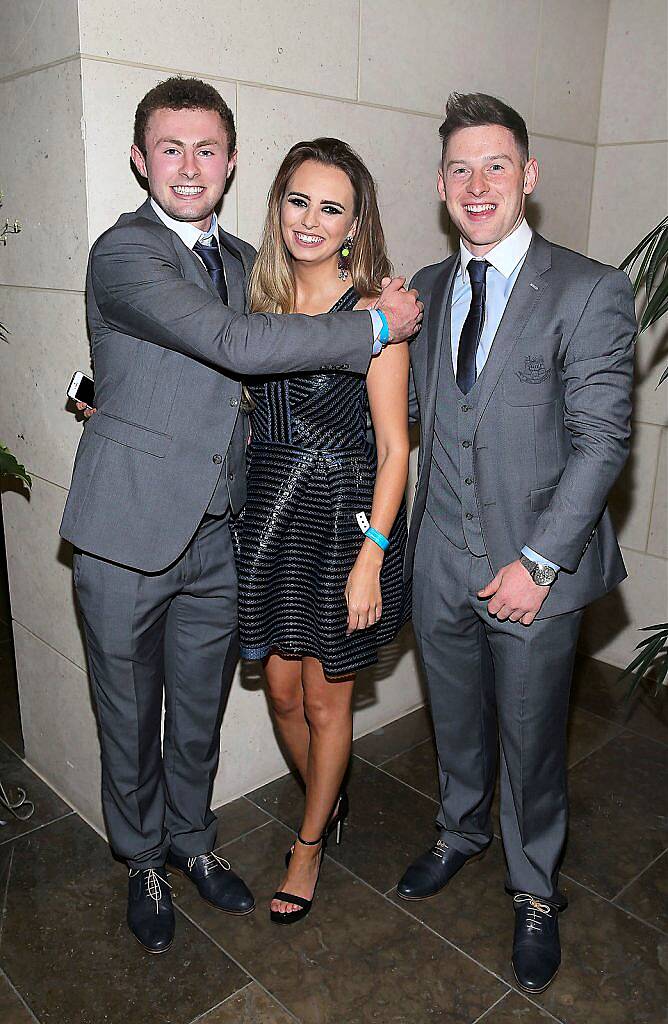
[297,831,324,847]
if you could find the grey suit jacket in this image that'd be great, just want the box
[407,232,636,618]
[60,199,372,572]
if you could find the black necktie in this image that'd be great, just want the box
[194,239,228,306]
[456,259,489,394]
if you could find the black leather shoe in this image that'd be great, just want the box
[512,893,561,993]
[396,838,485,900]
[127,866,175,954]
[167,851,255,915]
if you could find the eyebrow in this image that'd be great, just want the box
[288,190,346,209]
[447,153,513,167]
[156,137,221,148]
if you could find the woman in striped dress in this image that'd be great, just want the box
[236,138,410,923]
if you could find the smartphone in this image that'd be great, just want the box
[67,371,95,407]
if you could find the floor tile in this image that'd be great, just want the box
[0,742,71,844]
[177,819,508,1024]
[213,796,272,849]
[388,837,668,1024]
[0,971,35,1024]
[570,656,668,747]
[247,756,441,893]
[476,991,555,1022]
[614,850,668,934]
[352,706,433,765]
[381,738,439,801]
[564,731,668,898]
[565,708,623,767]
[0,815,248,1024]
[198,983,295,1023]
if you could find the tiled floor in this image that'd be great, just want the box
[0,655,666,1024]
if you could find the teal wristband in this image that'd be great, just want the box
[365,526,390,552]
[376,310,390,343]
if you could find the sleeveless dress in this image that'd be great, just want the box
[236,287,411,678]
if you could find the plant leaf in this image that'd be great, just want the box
[0,444,32,488]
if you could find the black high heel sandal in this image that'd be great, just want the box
[284,791,349,869]
[270,832,325,925]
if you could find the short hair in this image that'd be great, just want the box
[439,92,529,163]
[133,76,236,156]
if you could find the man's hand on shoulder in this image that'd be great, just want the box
[371,276,423,343]
[478,559,551,626]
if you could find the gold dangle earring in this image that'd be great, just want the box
[338,236,353,281]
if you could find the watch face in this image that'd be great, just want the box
[533,564,557,586]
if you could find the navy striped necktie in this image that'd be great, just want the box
[456,259,489,394]
[194,238,229,306]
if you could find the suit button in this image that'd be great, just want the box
[228,471,235,481]
[461,404,471,412]
[229,396,239,407]
[465,512,474,520]
[465,477,473,485]
[212,454,223,464]
[462,440,471,448]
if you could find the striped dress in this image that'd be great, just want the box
[236,288,410,678]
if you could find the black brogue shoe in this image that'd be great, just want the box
[167,851,255,915]
[396,837,485,901]
[512,893,561,993]
[127,866,175,954]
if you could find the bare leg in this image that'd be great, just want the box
[272,656,354,915]
[264,653,310,782]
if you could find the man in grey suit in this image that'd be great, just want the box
[60,77,421,954]
[396,93,635,993]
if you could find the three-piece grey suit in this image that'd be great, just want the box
[407,231,635,904]
[60,199,374,867]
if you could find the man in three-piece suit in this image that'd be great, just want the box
[396,93,635,993]
[60,76,421,954]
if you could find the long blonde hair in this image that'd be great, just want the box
[249,138,392,313]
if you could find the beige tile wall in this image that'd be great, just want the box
[581,0,668,670]
[3,0,663,825]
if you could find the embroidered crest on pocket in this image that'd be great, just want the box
[515,355,552,384]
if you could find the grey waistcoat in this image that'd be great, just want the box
[206,245,247,515]
[425,300,486,556]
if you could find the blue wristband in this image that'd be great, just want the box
[365,526,390,552]
[376,309,390,344]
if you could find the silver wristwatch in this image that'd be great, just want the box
[519,554,557,587]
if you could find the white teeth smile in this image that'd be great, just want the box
[464,203,496,212]
[295,231,324,245]
[172,185,204,195]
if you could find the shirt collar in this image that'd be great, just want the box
[150,198,219,251]
[459,218,532,280]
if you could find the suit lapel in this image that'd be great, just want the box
[473,233,552,432]
[422,256,459,441]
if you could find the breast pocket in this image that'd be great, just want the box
[503,335,562,406]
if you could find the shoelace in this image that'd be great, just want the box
[514,893,552,933]
[129,868,173,914]
[431,838,449,858]
[187,852,231,872]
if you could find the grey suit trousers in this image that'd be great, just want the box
[73,514,238,868]
[413,512,582,907]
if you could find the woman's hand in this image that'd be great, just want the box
[75,401,96,419]
[345,544,383,633]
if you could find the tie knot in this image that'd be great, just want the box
[194,239,224,273]
[468,259,489,290]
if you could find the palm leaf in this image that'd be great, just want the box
[0,444,31,488]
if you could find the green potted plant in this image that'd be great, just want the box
[619,215,667,693]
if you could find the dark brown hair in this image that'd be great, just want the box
[249,138,392,314]
[439,92,529,163]
[133,76,236,156]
